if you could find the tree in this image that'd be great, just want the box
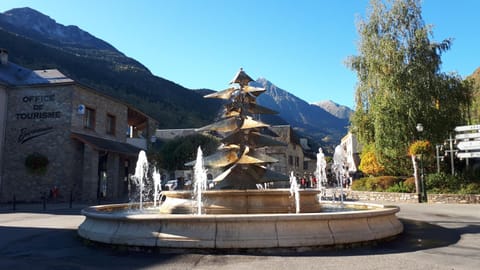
[358,144,384,176]
[347,0,472,175]
[467,68,480,123]
[150,134,220,171]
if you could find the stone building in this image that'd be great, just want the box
[264,125,308,177]
[0,52,156,202]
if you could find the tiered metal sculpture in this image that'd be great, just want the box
[195,68,288,189]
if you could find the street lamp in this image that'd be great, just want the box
[416,123,424,133]
[416,123,427,203]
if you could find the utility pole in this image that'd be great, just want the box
[435,144,442,173]
[444,133,456,175]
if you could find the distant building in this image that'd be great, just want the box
[265,125,308,176]
[0,51,157,202]
[340,132,361,174]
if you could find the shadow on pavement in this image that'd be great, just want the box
[1,215,479,270]
[0,226,183,270]
[258,218,480,257]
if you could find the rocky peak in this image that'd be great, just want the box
[0,7,116,51]
[312,100,353,120]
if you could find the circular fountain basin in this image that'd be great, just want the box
[78,190,403,249]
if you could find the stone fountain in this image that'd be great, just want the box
[78,69,403,250]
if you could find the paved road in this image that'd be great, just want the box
[0,202,479,270]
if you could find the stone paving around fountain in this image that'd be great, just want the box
[0,201,479,270]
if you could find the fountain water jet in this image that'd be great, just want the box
[193,146,207,215]
[152,168,161,208]
[289,171,300,213]
[332,145,347,203]
[132,150,148,210]
[316,147,327,201]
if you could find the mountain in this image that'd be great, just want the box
[0,7,222,128]
[0,7,116,51]
[254,78,349,151]
[312,100,353,120]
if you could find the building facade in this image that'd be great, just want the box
[0,52,156,202]
[264,125,308,176]
[340,132,361,174]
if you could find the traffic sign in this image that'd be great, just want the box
[455,125,480,132]
[457,140,480,150]
[455,132,480,140]
[457,152,480,159]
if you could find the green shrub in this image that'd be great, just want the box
[458,183,480,194]
[351,178,368,191]
[365,177,380,191]
[376,176,399,190]
[386,181,411,193]
[25,152,49,175]
[353,176,401,192]
[425,172,460,193]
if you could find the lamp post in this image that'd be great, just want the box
[416,123,427,203]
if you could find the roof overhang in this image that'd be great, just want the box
[71,132,142,156]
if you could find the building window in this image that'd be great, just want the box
[84,107,95,130]
[288,155,293,166]
[106,114,116,135]
[295,156,300,167]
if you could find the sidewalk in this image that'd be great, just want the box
[0,201,479,270]
[0,201,89,214]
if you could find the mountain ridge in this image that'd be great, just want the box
[254,78,349,149]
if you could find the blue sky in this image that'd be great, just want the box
[2,0,479,108]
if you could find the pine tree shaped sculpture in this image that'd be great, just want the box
[195,68,288,189]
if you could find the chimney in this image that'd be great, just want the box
[0,49,8,65]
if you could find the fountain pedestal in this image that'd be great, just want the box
[160,189,322,214]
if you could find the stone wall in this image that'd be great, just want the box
[1,83,133,202]
[0,85,7,194]
[348,190,480,204]
[71,85,128,142]
[2,85,75,202]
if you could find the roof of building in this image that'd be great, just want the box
[0,59,157,125]
[71,132,142,156]
[0,62,73,86]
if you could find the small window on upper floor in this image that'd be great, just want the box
[84,107,95,130]
[106,114,116,135]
